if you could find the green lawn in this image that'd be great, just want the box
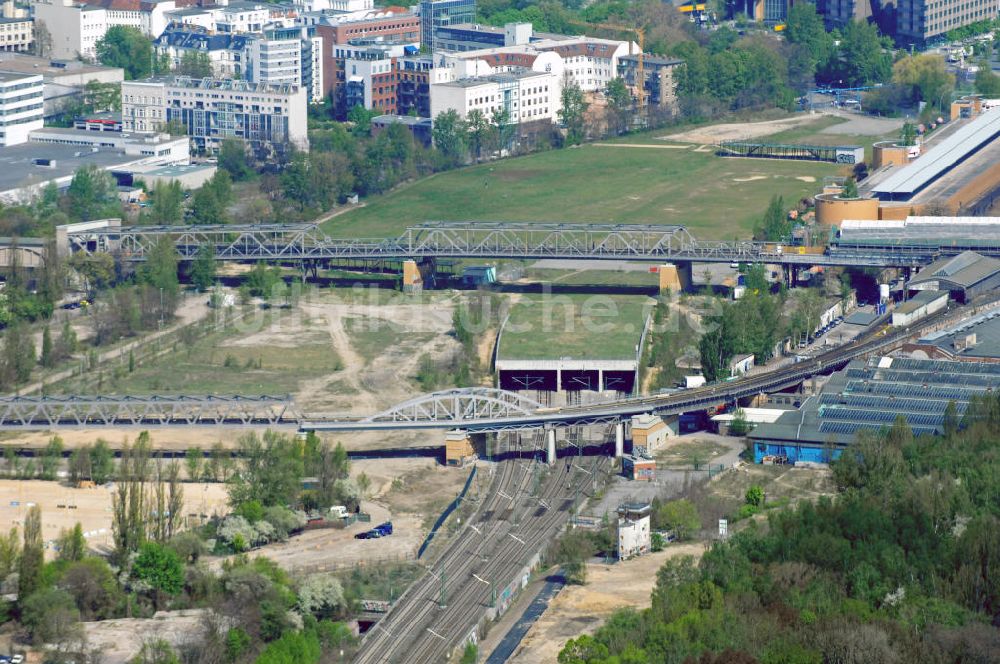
[498,293,652,361]
[322,142,842,241]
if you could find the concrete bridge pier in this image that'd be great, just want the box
[546,428,556,465]
[614,421,624,458]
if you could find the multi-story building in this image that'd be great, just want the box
[312,9,419,97]
[0,17,32,52]
[896,0,996,43]
[433,21,536,52]
[534,37,632,93]
[419,0,475,52]
[251,25,323,103]
[397,55,432,117]
[430,69,558,125]
[122,76,308,151]
[618,54,682,110]
[0,71,43,146]
[31,0,201,60]
[332,37,416,112]
[0,53,123,121]
[215,2,270,34]
[154,28,252,78]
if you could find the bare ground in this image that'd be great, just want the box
[509,543,707,663]
[0,479,230,557]
[664,114,822,144]
[80,609,213,664]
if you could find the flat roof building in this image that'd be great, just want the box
[0,70,43,146]
[915,309,1000,360]
[122,76,309,152]
[892,290,948,327]
[871,109,1000,201]
[748,356,1000,463]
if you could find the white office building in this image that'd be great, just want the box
[430,69,559,125]
[122,76,308,151]
[0,71,43,146]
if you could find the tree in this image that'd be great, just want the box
[176,50,213,78]
[1,321,36,386]
[892,54,955,109]
[133,638,181,664]
[96,26,154,80]
[729,408,753,436]
[833,20,893,87]
[754,194,790,240]
[57,523,87,562]
[785,2,834,77]
[841,177,859,199]
[654,499,700,540]
[113,434,153,561]
[90,439,115,484]
[0,526,19,581]
[33,20,52,58]
[40,325,54,369]
[62,557,120,620]
[67,164,120,221]
[228,430,305,509]
[605,77,633,136]
[432,109,468,167]
[40,435,63,481]
[745,485,765,507]
[218,138,254,181]
[185,446,203,481]
[559,79,589,145]
[460,643,478,664]
[143,181,184,225]
[975,64,1000,96]
[297,573,345,619]
[21,587,80,645]
[18,504,43,604]
[189,170,233,224]
[466,109,491,162]
[190,244,216,292]
[140,235,180,310]
[132,541,184,608]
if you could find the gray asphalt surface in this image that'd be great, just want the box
[484,572,566,664]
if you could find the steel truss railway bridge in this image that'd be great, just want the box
[65,220,945,268]
[0,307,941,433]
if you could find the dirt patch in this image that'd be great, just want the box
[595,143,690,149]
[733,175,768,182]
[510,544,706,663]
[795,176,817,182]
[81,609,212,664]
[666,115,822,144]
[0,480,229,558]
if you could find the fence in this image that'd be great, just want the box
[417,465,477,559]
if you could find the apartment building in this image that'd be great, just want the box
[0,71,43,145]
[122,76,308,151]
[434,21,534,52]
[31,0,198,60]
[534,37,633,93]
[332,37,416,111]
[430,70,558,125]
[215,2,270,34]
[0,17,32,52]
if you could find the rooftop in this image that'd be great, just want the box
[0,70,40,83]
[908,251,1000,290]
[0,54,122,79]
[371,114,431,126]
[0,143,147,196]
[837,216,1000,249]
[129,75,300,95]
[895,290,948,315]
[749,356,1000,445]
[871,108,1000,198]
[919,309,1000,359]
[437,70,551,88]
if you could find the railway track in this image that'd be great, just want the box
[355,435,606,663]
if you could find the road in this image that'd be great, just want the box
[354,448,609,663]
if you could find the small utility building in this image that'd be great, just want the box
[892,290,948,326]
[617,503,651,560]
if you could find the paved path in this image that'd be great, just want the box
[485,572,566,664]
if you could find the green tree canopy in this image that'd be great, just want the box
[96,26,154,80]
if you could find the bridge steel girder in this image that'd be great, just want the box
[0,395,299,429]
[65,221,941,268]
[362,387,543,424]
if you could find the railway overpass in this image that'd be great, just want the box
[0,305,946,436]
[63,220,946,268]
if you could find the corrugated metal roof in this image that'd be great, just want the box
[908,251,1000,289]
[872,109,1000,196]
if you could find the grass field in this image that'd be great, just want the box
[323,141,843,241]
[51,310,343,396]
[497,293,653,361]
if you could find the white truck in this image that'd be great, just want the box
[329,505,349,519]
